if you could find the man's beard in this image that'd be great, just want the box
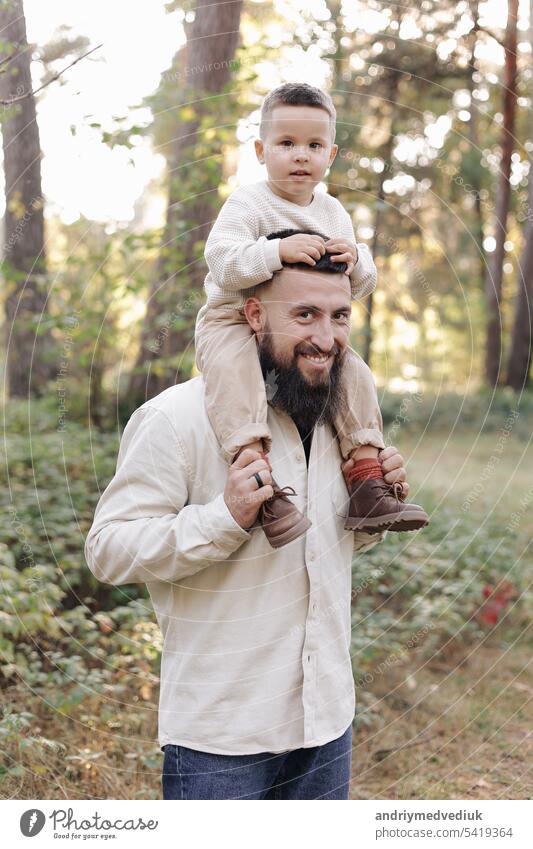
[257,328,344,435]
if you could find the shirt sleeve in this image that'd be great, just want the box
[204,192,283,291]
[84,406,251,586]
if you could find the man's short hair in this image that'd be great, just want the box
[267,229,348,275]
[259,83,336,141]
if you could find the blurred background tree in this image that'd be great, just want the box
[0,0,52,397]
[128,0,245,404]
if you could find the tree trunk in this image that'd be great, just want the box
[466,0,486,285]
[505,0,533,389]
[129,0,243,404]
[0,0,52,398]
[363,72,399,367]
[484,0,518,386]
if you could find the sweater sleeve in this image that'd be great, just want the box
[336,208,377,301]
[84,406,251,586]
[204,192,283,292]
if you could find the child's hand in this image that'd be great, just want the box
[279,233,326,266]
[379,446,409,496]
[324,238,358,275]
[341,447,410,497]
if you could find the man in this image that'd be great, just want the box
[84,236,411,800]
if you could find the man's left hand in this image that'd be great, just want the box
[341,446,409,498]
[324,237,358,275]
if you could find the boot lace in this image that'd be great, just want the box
[263,485,297,521]
[367,478,406,508]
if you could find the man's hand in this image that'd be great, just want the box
[324,237,358,275]
[224,449,274,530]
[279,233,326,266]
[341,446,410,498]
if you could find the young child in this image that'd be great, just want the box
[194,82,428,548]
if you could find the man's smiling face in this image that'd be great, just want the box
[243,266,352,428]
[248,265,352,381]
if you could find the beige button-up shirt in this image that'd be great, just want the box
[84,377,383,755]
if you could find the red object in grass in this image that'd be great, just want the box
[478,581,515,626]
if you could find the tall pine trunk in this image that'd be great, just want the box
[129,0,243,403]
[0,0,52,397]
[363,73,399,367]
[466,0,486,286]
[505,0,533,390]
[484,0,518,386]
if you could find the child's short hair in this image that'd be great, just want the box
[259,83,336,141]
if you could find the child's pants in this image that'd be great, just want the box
[195,302,385,464]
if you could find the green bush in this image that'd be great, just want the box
[378,387,532,440]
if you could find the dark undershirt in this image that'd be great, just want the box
[294,420,314,467]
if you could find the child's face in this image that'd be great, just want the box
[255,104,338,201]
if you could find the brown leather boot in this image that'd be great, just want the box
[231,447,311,548]
[260,478,311,548]
[344,460,428,533]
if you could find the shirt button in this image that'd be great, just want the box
[308,552,315,562]
[296,452,304,463]
[313,603,318,613]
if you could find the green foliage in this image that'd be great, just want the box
[42,220,160,427]
[350,470,531,728]
[378,388,533,439]
[1,399,162,793]
[3,403,118,598]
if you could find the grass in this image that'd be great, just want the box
[350,640,532,800]
[349,428,532,800]
[396,429,533,549]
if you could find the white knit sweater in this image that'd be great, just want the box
[202,181,377,309]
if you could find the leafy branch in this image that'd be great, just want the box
[0,41,103,105]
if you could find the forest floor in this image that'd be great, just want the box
[349,428,532,800]
[349,638,532,800]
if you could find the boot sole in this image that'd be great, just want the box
[265,515,312,549]
[344,509,429,533]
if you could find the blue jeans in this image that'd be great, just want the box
[161,725,352,800]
